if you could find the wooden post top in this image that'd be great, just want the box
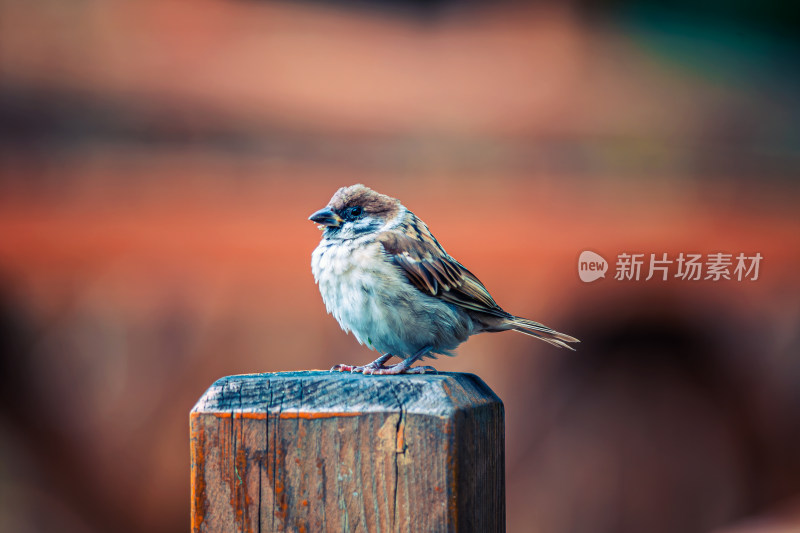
[192,371,503,418]
[191,371,505,532]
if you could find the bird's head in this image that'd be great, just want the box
[309,184,402,240]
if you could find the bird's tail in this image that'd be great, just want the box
[506,316,579,350]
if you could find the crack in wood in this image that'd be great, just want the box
[387,382,406,532]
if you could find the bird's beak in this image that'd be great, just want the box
[309,208,344,228]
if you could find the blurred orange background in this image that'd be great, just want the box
[1,1,799,532]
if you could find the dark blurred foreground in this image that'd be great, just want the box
[1,1,799,532]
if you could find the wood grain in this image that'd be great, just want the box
[190,371,504,532]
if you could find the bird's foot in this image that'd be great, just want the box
[364,364,437,375]
[329,362,437,374]
[329,363,371,373]
[329,347,436,375]
[330,353,394,374]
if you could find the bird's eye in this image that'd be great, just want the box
[348,206,363,218]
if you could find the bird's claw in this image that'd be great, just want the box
[366,365,437,375]
[404,365,438,374]
[330,363,438,375]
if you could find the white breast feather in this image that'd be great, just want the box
[311,235,474,358]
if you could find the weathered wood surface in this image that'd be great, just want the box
[190,371,504,533]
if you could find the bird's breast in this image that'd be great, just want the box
[311,237,475,357]
[311,238,398,329]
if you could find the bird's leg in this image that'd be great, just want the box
[365,346,437,375]
[330,352,394,373]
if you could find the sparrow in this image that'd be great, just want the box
[309,184,578,375]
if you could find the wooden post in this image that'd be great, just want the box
[190,371,504,532]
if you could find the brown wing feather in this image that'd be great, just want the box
[377,221,580,349]
[377,228,507,318]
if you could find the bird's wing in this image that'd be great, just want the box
[377,229,508,318]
